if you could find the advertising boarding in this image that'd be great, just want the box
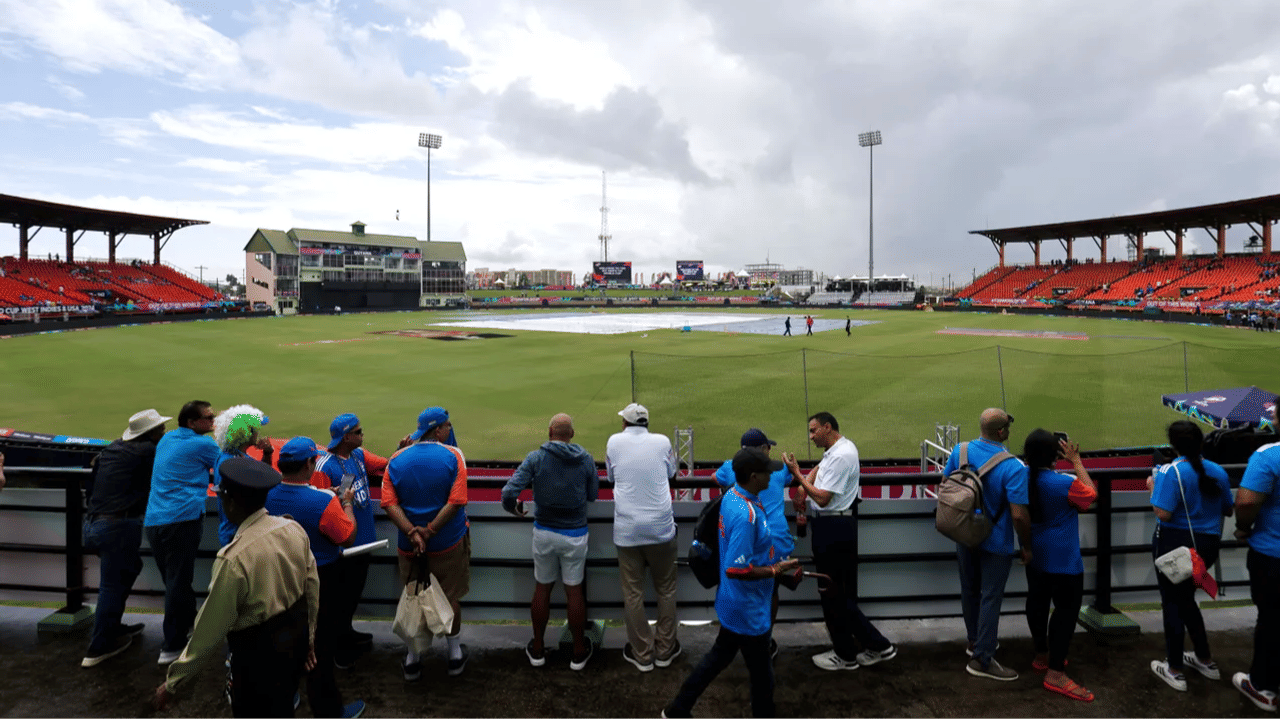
[675,260,705,282]
[592,261,632,286]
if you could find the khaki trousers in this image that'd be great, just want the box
[616,537,679,663]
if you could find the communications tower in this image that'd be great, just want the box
[598,171,611,262]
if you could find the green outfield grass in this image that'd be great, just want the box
[2,308,1277,462]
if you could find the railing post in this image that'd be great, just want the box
[1092,473,1113,612]
[1077,471,1139,642]
[37,469,94,632]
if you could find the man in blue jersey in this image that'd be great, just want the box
[266,437,363,719]
[664,448,800,718]
[144,400,220,665]
[315,413,400,667]
[944,408,1031,682]
[382,407,471,680]
[1234,415,1280,712]
[714,428,796,657]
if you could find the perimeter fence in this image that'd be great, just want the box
[630,342,1279,461]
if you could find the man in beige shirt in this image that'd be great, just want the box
[153,457,320,718]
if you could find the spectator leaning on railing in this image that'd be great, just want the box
[80,409,169,669]
[944,408,1030,682]
[1147,420,1232,693]
[1022,429,1096,702]
[1232,408,1280,712]
[144,400,220,665]
[501,413,599,671]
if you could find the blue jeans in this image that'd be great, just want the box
[810,514,891,661]
[146,519,204,653]
[669,626,774,718]
[1152,526,1220,670]
[956,544,1013,666]
[83,517,144,654]
[1248,548,1280,692]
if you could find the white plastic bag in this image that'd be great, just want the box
[391,572,454,653]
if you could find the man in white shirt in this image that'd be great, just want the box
[607,403,681,672]
[784,411,896,671]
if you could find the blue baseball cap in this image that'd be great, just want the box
[327,413,360,450]
[410,407,449,442]
[279,436,323,463]
[740,428,776,447]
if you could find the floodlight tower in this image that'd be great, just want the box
[858,130,882,306]
[598,171,611,261]
[418,132,443,242]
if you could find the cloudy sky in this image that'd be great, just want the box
[3,0,1280,289]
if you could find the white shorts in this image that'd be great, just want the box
[532,525,589,585]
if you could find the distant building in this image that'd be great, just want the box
[245,221,466,314]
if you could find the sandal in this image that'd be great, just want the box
[1032,657,1069,673]
[1043,679,1094,702]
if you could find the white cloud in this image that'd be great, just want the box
[46,75,84,101]
[0,0,240,85]
[150,107,423,166]
[0,101,93,123]
[179,158,265,174]
[414,6,632,110]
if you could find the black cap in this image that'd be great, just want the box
[219,456,282,491]
[732,447,784,478]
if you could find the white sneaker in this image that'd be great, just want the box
[1151,660,1187,692]
[1182,652,1220,680]
[1234,672,1279,712]
[812,649,859,671]
[856,645,897,666]
[157,649,182,665]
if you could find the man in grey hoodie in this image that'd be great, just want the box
[502,413,600,670]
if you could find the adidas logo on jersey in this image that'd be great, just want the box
[734,555,747,564]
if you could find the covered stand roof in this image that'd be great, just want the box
[1,193,207,264]
[971,193,1280,245]
[0,194,207,238]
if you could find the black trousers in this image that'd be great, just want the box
[1152,526,1220,670]
[336,553,371,660]
[1024,567,1083,671]
[809,513,890,661]
[670,626,774,718]
[1249,548,1280,693]
[227,598,309,719]
[308,562,344,717]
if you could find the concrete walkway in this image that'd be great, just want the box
[0,602,1270,718]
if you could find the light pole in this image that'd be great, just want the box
[417,133,443,242]
[858,130,881,307]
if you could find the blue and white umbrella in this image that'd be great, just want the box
[1162,386,1278,431]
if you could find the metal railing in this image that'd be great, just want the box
[0,463,1251,622]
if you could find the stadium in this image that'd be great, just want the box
[2,184,1279,710]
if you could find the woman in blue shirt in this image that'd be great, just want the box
[1148,420,1233,692]
[1023,429,1097,702]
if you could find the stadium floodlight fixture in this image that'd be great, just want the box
[859,130,882,307]
[417,132,444,243]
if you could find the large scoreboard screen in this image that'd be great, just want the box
[592,261,633,286]
[675,260,704,282]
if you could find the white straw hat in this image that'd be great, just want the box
[122,409,171,441]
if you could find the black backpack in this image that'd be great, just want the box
[688,493,725,589]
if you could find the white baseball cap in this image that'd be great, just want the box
[618,403,649,424]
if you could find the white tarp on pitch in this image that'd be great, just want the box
[431,311,874,335]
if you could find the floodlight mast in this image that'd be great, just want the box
[858,130,881,307]
[418,133,443,242]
